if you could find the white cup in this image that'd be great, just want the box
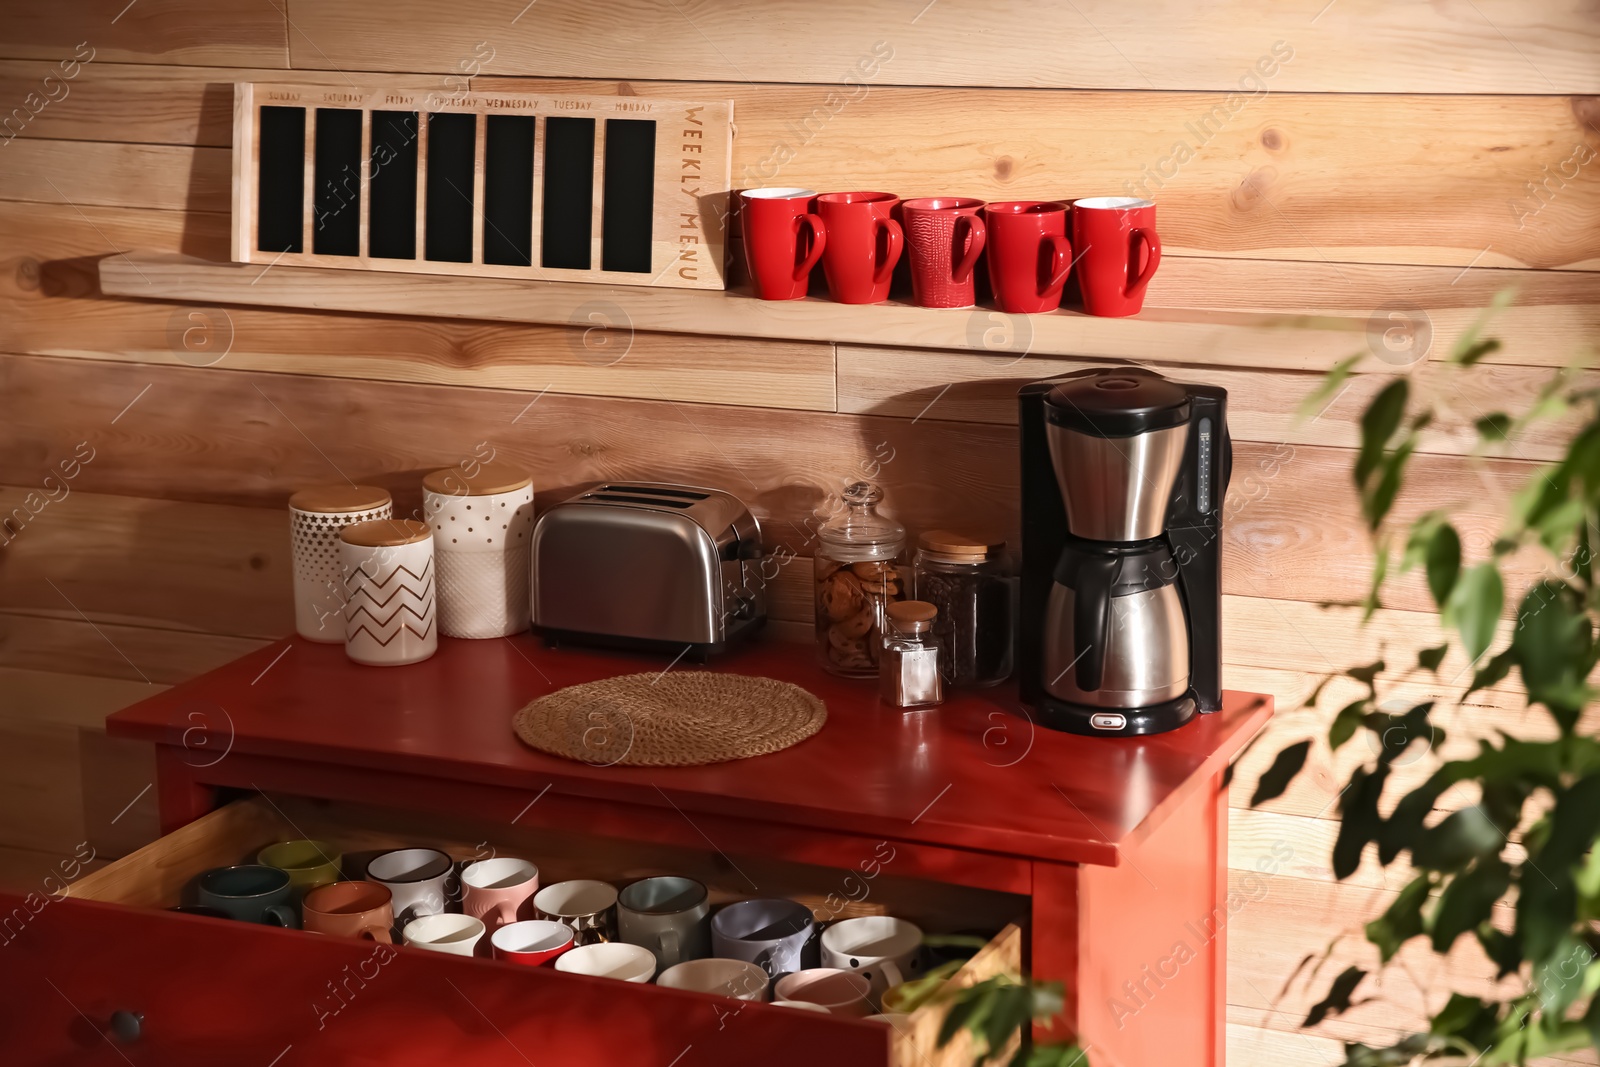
[820,915,924,1004]
[554,941,657,983]
[657,958,770,1001]
[403,913,486,956]
[772,1000,831,1013]
[773,967,873,1016]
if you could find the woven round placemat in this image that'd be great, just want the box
[513,672,827,767]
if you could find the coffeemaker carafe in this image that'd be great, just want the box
[1018,369,1230,736]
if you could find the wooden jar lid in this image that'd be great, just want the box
[339,519,431,548]
[919,529,1005,561]
[887,600,938,624]
[288,484,391,514]
[422,463,532,497]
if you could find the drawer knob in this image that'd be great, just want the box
[109,1010,144,1043]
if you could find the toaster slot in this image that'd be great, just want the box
[589,494,696,508]
[596,485,710,499]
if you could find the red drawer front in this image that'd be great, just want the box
[0,895,891,1065]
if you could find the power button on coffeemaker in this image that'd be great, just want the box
[1089,713,1127,731]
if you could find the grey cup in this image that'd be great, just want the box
[618,876,711,970]
[711,898,818,977]
[196,865,299,927]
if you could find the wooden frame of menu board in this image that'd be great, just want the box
[231,83,734,290]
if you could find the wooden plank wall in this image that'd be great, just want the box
[1,2,1597,1062]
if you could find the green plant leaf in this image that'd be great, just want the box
[1429,857,1512,952]
[1475,412,1513,443]
[1362,438,1417,532]
[1445,563,1503,662]
[1355,379,1409,491]
[1366,873,1430,963]
[1430,992,1497,1050]
[1448,288,1514,366]
[1512,582,1594,729]
[1251,740,1311,807]
[1304,966,1366,1028]
[1417,644,1448,673]
[1424,524,1461,610]
[1329,698,1370,752]
[1296,354,1363,423]
[1455,338,1502,367]
[1362,539,1390,621]
[1476,922,1522,980]
[1413,806,1505,872]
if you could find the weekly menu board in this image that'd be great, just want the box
[231,83,734,290]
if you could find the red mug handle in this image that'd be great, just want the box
[795,213,827,282]
[1043,234,1074,294]
[1126,227,1161,297]
[951,215,986,283]
[875,217,904,286]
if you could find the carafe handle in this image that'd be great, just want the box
[1073,555,1118,693]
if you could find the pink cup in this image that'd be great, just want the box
[461,858,540,934]
[491,919,574,966]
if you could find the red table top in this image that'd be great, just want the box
[106,634,1271,867]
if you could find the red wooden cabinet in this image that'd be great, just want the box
[2,635,1268,1067]
[3,894,889,1065]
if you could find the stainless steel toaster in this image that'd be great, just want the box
[530,482,767,654]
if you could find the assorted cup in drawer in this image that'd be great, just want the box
[740,188,1161,316]
[170,834,947,1017]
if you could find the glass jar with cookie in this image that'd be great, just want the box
[815,481,907,677]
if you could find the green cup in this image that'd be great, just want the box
[258,839,342,901]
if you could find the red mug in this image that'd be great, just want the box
[816,192,903,304]
[1071,197,1162,317]
[491,919,575,966]
[901,197,987,309]
[740,188,826,301]
[984,201,1073,314]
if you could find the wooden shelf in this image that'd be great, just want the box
[99,253,1371,366]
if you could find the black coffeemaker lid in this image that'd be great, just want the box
[1044,373,1190,438]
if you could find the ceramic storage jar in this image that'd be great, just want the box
[288,485,393,643]
[422,463,535,639]
[339,519,437,666]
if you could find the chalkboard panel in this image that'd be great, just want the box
[257,106,305,254]
[313,108,362,257]
[542,117,595,271]
[425,112,476,263]
[484,114,536,268]
[368,110,418,260]
[602,119,656,274]
[233,85,732,289]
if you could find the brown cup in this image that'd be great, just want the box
[303,880,395,942]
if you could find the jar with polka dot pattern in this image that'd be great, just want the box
[422,463,535,639]
[289,485,393,642]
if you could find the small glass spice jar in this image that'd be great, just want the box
[815,481,906,677]
[913,531,1013,688]
[880,601,944,710]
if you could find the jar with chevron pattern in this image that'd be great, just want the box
[422,463,535,639]
[339,519,437,666]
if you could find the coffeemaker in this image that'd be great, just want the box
[1018,369,1231,736]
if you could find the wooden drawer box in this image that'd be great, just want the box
[7,796,1023,1066]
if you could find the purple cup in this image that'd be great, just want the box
[710,898,818,978]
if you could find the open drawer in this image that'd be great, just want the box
[9,796,1025,1066]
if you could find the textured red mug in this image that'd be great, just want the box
[984,201,1073,314]
[816,192,903,304]
[740,188,826,301]
[901,197,987,309]
[1071,197,1162,317]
